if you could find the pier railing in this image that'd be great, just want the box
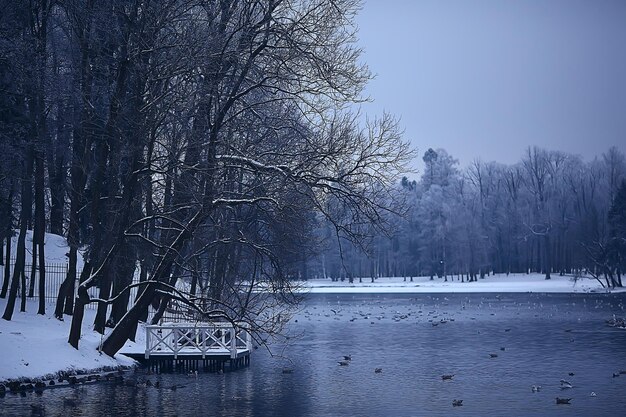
[145,322,252,360]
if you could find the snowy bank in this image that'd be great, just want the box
[298,273,622,294]
[0,299,139,383]
[0,231,144,382]
[4,230,85,268]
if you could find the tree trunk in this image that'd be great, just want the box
[101,209,207,357]
[37,223,46,315]
[2,159,32,320]
[54,272,71,319]
[544,234,551,279]
[1,235,11,298]
[137,262,148,324]
[1,180,15,298]
[150,273,180,325]
[93,267,112,334]
[55,248,77,318]
[29,238,37,298]
[190,266,199,297]
[127,260,150,342]
[67,262,92,348]
[62,0,94,327]
[47,100,67,236]
[108,251,136,327]
[2,226,27,320]
[68,290,88,349]
[103,260,175,356]
[64,248,77,315]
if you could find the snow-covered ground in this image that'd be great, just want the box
[0,298,139,383]
[298,273,620,293]
[0,231,142,382]
[1,230,86,302]
[4,230,85,269]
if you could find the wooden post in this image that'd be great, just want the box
[230,327,236,359]
[145,327,151,359]
[245,324,252,350]
[173,327,179,359]
[201,327,206,359]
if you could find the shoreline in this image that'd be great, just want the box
[0,299,139,384]
[296,273,625,294]
[2,273,624,384]
[0,365,135,392]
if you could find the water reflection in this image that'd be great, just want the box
[1,293,625,416]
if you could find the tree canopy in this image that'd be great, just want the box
[0,0,413,355]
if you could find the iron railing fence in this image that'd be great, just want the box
[2,260,192,320]
[1,259,139,310]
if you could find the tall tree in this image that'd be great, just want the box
[607,180,626,287]
[98,0,412,356]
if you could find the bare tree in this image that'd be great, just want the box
[95,0,412,356]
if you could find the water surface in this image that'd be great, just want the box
[2,293,626,416]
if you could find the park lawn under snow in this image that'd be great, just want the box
[299,273,617,294]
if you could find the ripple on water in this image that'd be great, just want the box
[1,293,625,416]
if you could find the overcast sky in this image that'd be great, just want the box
[356,0,626,172]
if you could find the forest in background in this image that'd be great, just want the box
[315,146,626,289]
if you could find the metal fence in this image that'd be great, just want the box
[1,259,78,300]
[0,260,130,310]
[2,259,167,317]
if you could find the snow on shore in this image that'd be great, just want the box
[0,299,138,382]
[0,231,136,382]
[299,273,619,294]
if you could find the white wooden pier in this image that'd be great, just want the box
[125,322,252,372]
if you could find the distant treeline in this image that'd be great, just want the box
[312,146,626,288]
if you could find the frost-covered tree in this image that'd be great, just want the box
[316,146,625,284]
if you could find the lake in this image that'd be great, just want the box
[2,292,626,416]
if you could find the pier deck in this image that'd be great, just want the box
[123,322,252,372]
